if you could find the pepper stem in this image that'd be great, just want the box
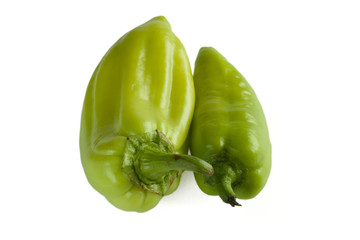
[218,175,241,207]
[122,130,214,195]
[137,150,214,181]
[214,164,242,207]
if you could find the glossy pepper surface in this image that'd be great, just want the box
[189,47,271,206]
[79,17,213,212]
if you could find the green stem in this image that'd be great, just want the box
[217,175,241,207]
[214,164,242,207]
[137,150,214,181]
[122,130,214,195]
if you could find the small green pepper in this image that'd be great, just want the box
[80,17,213,212]
[189,47,271,206]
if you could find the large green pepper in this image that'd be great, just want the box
[80,17,213,212]
[189,47,271,206]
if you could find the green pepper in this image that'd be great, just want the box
[189,47,271,206]
[79,16,213,212]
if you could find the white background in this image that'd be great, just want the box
[1,0,359,239]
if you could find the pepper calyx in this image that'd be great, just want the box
[122,130,213,195]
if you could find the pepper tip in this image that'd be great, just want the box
[151,16,170,25]
[227,196,242,207]
[199,46,216,54]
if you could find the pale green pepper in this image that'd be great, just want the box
[79,17,213,212]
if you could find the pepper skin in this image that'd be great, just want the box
[80,17,213,212]
[189,47,271,206]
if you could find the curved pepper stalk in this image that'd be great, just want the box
[122,130,213,195]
